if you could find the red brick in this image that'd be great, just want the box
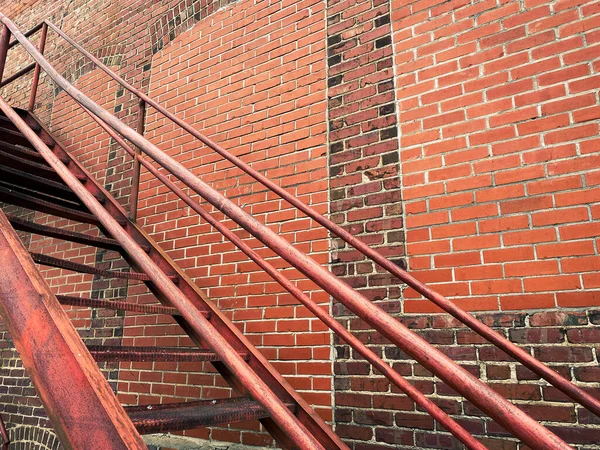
[527,175,583,195]
[4,1,600,448]
[434,251,482,267]
[560,222,600,240]
[557,291,600,307]
[484,246,535,263]
[504,228,557,246]
[561,256,600,273]
[545,123,599,144]
[524,275,582,292]
[500,195,553,214]
[453,234,501,250]
[505,260,559,277]
[517,113,570,135]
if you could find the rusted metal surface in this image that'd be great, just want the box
[0,209,147,449]
[0,183,98,223]
[0,179,81,211]
[40,16,600,424]
[0,112,41,131]
[0,140,53,163]
[8,215,126,251]
[129,98,145,221]
[79,104,487,449]
[0,147,66,180]
[87,345,241,362]
[30,251,178,282]
[0,24,10,81]
[0,122,53,146]
[28,22,47,111]
[56,294,182,316]
[0,87,337,450]
[126,398,293,434]
[0,164,79,201]
[0,124,42,147]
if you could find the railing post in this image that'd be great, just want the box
[129,98,145,221]
[0,24,11,83]
[27,21,47,112]
[0,413,9,450]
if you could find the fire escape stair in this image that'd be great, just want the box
[0,106,344,450]
[86,346,248,363]
[125,397,296,435]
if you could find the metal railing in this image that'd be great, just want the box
[0,13,597,449]
[0,413,9,450]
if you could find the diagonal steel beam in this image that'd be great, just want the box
[0,209,147,450]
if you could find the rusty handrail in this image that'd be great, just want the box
[0,14,579,450]
[0,95,329,450]
[35,18,600,422]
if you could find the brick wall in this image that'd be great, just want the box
[374,0,600,448]
[0,0,599,449]
[391,0,600,312]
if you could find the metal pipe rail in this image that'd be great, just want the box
[0,13,593,449]
[23,17,600,420]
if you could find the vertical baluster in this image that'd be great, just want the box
[130,98,145,221]
[28,22,48,112]
[0,413,10,450]
[0,24,12,83]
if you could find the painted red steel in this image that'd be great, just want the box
[0,95,338,450]
[0,207,147,449]
[28,21,47,111]
[128,98,145,221]
[38,18,600,421]
[80,104,487,450]
[125,397,290,434]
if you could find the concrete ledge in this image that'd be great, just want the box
[144,434,273,450]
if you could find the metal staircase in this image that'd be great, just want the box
[0,13,597,450]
